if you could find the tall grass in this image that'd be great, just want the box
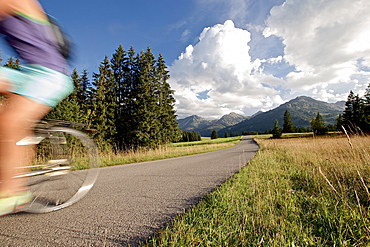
[145,134,370,246]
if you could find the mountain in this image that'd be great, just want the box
[177,115,213,131]
[220,96,345,134]
[177,112,247,136]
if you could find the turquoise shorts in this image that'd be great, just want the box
[0,65,73,107]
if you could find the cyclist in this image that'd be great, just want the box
[0,0,73,216]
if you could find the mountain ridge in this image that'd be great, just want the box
[177,96,345,136]
[177,112,247,136]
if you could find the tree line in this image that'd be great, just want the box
[1,45,181,151]
[270,83,370,138]
[338,85,370,133]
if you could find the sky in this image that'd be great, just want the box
[4,0,370,119]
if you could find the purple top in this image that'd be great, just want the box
[0,14,68,74]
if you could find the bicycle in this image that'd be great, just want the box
[14,119,100,213]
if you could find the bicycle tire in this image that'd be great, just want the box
[22,126,99,213]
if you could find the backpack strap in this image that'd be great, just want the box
[47,15,73,60]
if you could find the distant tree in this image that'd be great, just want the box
[363,83,370,131]
[271,120,282,138]
[179,130,201,142]
[311,112,327,135]
[283,110,295,133]
[343,91,370,132]
[224,132,228,138]
[211,130,218,139]
[295,127,309,133]
[336,114,344,130]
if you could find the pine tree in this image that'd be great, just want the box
[118,46,139,149]
[111,45,128,149]
[90,56,117,149]
[311,112,327,135]
[180,130,201,142]
[336,114,344,130]
[343,91,356,126]
[134,47,160,148]
[282,110,295,133]
[343,91,365,131]
[155,54,180,143]
[363,83,370,131]
[211,130,218,139]
[79,70,92,122]
[271,120,282,138]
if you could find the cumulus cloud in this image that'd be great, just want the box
[264,0,370,102]
[169,20,284,119]
[170,0,370,119]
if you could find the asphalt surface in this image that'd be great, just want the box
[0,136,259,246]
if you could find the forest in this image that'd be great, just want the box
[1,45,181,151]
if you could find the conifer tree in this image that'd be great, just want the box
[343,91,356,126]
[90,56,117,149]
[311,112,327,135]
[111,45,128,149]
[336,114,344,130]
[343,91,365,131]
[76,70,91,107]
[155,54,180,143]
[79,70,92,122]
[180,130,201,142]
[283,110,295,133]
[271,120,282,138]
[134,47,160,148]
[363,83,370,131]
[211,130,218,139]
[118,46,139,149]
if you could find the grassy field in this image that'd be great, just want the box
[99,136,242,167]
[144,134,370,246]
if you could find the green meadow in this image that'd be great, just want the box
[145,134,370,246]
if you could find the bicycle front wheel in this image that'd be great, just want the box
[23,127,99,213]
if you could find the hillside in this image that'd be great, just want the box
[221,96,345,134]
[177,112,247,136]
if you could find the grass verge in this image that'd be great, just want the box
[144,134,370,246]
[99,136,241,167]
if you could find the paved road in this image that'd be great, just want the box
[0,136,259,246]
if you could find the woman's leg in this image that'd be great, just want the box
[0,92,50,195]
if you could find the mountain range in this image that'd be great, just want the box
[177,96,345,136]
[177,112,247,137]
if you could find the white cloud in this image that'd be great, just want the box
[264,0,370,102]
[169,20,284,119]
[170,0,370,120]
[181,29,191,42]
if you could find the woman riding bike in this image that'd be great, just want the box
[0,0,73,216]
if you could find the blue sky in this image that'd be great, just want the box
[5,0,370,119]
